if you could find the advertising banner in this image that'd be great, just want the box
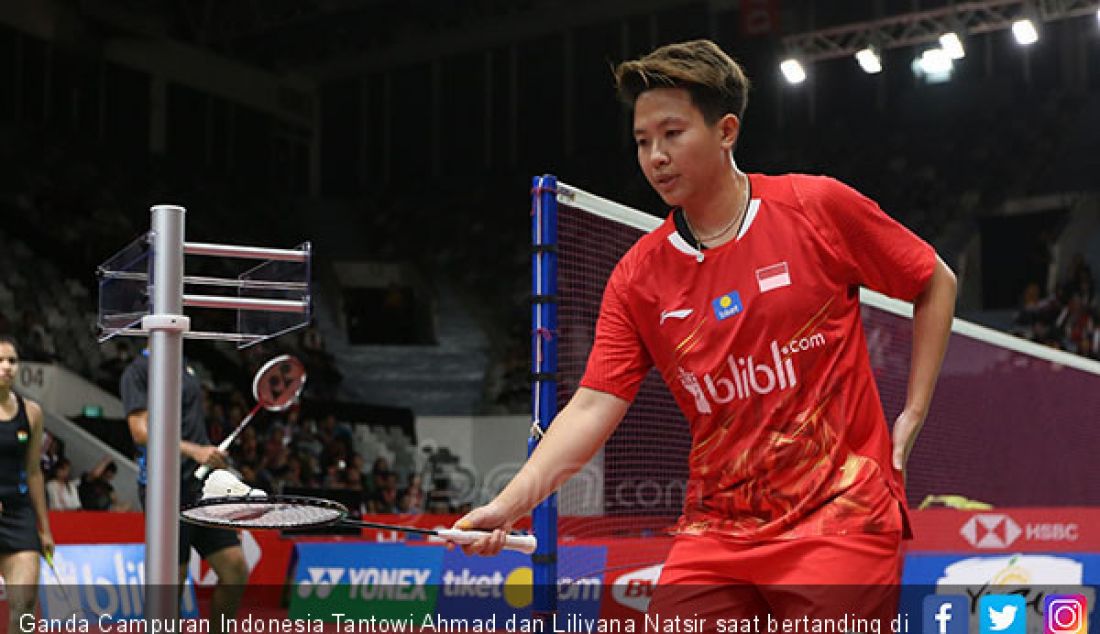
[437,545,606,626]
[289,542,443,623]
[908,509,1100,552]
[38,544,198,623]
[598,537,673,619]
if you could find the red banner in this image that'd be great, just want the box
[49,511,292,587]
[908,507,1100,552]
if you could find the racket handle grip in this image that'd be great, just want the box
[194,439,231,481]
[194,408,257,480]
[436,529,538,555]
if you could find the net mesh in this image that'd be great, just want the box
[556,202,687,537]
[552,184,1100,540]
[860,303,1100,506]
[182,498,345,529]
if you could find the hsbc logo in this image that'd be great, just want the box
[961,515,1022,548]
[960,515,1082,549]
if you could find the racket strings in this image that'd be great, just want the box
[253,355,308,412]
[183,500,343,529]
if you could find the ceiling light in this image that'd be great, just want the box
[1012,19,1039,45]
[780,59,806,84]
[939,32,966,59]
[856,47,883,74]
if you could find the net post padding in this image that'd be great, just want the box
[530,175,559,618]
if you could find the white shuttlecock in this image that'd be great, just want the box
[202,469,267,499]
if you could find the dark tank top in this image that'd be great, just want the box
[0,393,31,501]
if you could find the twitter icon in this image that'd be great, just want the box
[980,595,1027,634]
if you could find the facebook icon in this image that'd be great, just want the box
[924,595,969,634]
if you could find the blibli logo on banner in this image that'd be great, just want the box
[438,546,606,622]
[712,291,744,321]
[290,543,442,622]
[38,544,198,622]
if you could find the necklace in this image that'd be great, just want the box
[684,172,751,261]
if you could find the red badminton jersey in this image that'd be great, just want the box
[580,173,935,542]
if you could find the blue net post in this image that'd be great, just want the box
[530,174,559,621]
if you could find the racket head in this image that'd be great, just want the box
[252,354,307,412]
[181,495,347,530]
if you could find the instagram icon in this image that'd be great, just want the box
[1044,595,1088,634]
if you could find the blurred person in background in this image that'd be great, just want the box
[46,457,82,511]
[122,347,247,632]
[77,457,131,511]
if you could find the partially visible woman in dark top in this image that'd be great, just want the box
[0,335,54,631]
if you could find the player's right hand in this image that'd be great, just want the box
[454,501,514,556]
[192,445,229,469]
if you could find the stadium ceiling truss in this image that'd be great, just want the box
[782,0,1100,62]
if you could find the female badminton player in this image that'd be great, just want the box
[457,39,957,621]
[0,335,54,631]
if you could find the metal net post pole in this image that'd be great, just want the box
[145,205,189,624]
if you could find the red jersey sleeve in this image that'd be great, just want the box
[794,175,936,301]
[579,261,653,402]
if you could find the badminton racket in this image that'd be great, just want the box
[44,550,83,618]
[181,495,537,554]
[195,354,307,480]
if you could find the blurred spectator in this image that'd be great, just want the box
[344,466,365,495]
[403,474,425,513]
[321,438,352,475]
[365,457,390,498]
[39,431,64,477]
[1060,254,1094,303]
[318,414,353,447]
[294,417,324,459]
[1056,294,1096,354]
[271,454,304,493]
[426,490,452,514]
[298,454,321,488]
[207,400,228,445]
[78,458,129,511]
[396,490,414,514]
[1012,281,1061,344]
[46,458,82,511]
[368,471,399,514]
[239,463,272,493]
[260,431,290,483]
[230,426,260,466]
[323,459,347,489]
[399,474,424,514]
[1013,260,1100,360]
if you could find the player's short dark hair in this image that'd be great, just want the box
[614,39,750,125]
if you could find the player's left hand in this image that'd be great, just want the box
[39,529,56,560]
[891,408,926,473]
